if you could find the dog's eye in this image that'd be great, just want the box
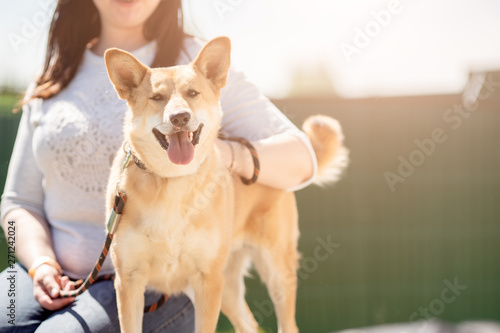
[150,94,164,101]
[187,89,200,97]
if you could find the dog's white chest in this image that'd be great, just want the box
[136,212,221,293]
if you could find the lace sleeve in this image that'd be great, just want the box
[1,100,45,222]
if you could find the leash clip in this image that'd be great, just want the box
[115,143,132,196]
[122,143,132,171]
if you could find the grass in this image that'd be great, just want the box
[0,90,22,116]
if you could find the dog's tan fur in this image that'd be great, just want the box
[104,37,348,333]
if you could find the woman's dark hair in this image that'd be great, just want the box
[31,0,184,100]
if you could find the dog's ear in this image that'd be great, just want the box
[105,48,149,100]
[193,36,231,90]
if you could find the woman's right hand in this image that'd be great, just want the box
[32,264,76,310]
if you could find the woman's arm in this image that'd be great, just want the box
[217,67,317,191]
[217,134,314,190]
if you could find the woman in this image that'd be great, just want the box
[0,0,316,331]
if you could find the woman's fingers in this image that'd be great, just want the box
[60,275,76,291]
[32,265,75,310]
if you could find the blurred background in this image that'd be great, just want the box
[1,0,499,332]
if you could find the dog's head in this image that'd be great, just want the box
[105,37,231,177]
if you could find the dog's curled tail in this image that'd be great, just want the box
[303,115,349,186]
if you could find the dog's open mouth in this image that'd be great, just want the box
[152,124,203,165]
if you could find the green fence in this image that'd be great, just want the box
[0,91,499,332]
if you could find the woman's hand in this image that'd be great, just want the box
[32,264,76,310]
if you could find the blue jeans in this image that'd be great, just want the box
[0,263,194,333]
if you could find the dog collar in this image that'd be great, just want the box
[132,154,148,171]
[121,142,150,172]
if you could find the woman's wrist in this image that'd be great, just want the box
[216,139,253,179]
[231,141,254,179]
[227,141,236,171]
[28,256,62,279]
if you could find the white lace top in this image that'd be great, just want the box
[1,37,317,279]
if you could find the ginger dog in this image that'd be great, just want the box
[104,37,348,333]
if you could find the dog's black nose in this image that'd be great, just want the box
[170,112,191,127]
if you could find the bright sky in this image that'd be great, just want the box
[1,0,500,98]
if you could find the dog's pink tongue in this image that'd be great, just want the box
[167,131,194,165]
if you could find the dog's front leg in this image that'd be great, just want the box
[192,272,224,333]
[115,271,148,333]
